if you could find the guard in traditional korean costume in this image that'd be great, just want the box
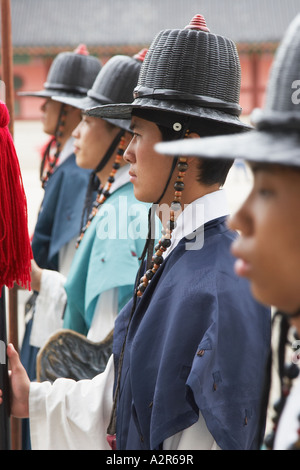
[0,15,272,451]
[18,45,101,448]
[88,14,271,450]
[157,13,300,451]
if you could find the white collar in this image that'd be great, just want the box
[109,164,130,194]
[163,189,229,258]
[58,136,75,165]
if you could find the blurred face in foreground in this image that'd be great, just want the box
[228,163,300,320]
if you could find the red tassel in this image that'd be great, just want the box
[0,102,32,292]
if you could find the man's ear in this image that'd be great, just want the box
[184,132,201,164]
[187,131,201,139]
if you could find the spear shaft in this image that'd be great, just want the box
[1,0,21,450]
[1,0,14,136]
[0,288,11,450]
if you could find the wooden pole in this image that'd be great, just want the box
[8,286,20,450]
[1,0,21,450]
[1,0,14,136]
[251,51,259,110]
[0,288,11,450]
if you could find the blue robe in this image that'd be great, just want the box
[63,182,151,335]
[113,216,271,450]
[20,154,93,449]
[21,154,93,377]
[31,153,93,270]
[21,153,93,378]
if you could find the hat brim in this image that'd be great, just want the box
[18,90,54,98]
[52,95,132,132]
[53,95,96,109]
[155,130,300,168]
[18,89,88,99]
[85,97,251,133]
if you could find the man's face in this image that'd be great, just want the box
[40,98,62,135]
[123,116,174,203]
[228,163,300,315]
[72,114,120,170]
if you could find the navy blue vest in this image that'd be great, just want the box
[113,217,271,450]
[31,154,93,270]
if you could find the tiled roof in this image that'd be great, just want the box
[7,0,300,49]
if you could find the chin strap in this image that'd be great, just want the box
[143,157,178,270]
[283,308,300,319]
[40,103,67,188]
[106,119,192,448]
[79,129,125,232]
[143,116,192,270]
[94,129,125,174]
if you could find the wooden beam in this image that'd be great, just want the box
[1,0,22,450]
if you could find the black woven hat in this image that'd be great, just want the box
[53,50,147,131]
[18,45,101,99]
[156,14,300,168]
[86,15,249,133]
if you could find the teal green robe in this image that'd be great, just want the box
[63,183,151,335]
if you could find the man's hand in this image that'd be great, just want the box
[0,344,30,418]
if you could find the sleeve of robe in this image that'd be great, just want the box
[29,353,219,450]
[29,354,115,450]
[30,269,67,348]
[30,234,76,349]
[30,271,119,348]
[273,375,300,449]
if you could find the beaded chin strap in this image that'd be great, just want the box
[136,155,189,296]
[40,104,67,188]
[76,134,126,248]
[106,127,190,449]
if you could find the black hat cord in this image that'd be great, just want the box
[77,129,126,248]
[106,118,191,449]
[40,103,67,188]
[136,117,191,296]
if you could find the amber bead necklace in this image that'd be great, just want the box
[41,106,67,188]
[76,136,126,248]
[136,155,189,297]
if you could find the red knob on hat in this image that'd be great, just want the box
[73,44,89,55]
[185,14,210,32]
[133,48,148,62]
